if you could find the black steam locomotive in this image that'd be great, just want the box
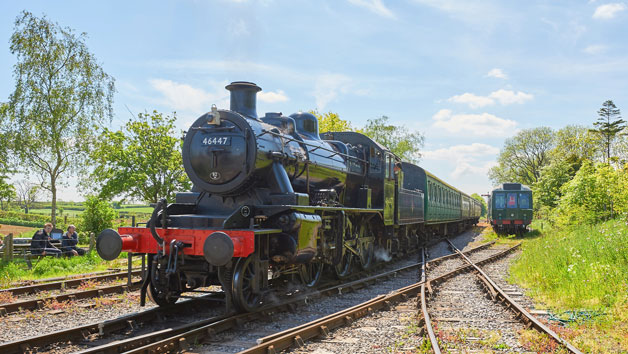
[96,82,481,312]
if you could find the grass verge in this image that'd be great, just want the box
[508,219,628,353]
[0,251,132,288]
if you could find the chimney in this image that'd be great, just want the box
[225,81,261,119]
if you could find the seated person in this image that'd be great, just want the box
[61,225,85,256]
[31,223,62,257]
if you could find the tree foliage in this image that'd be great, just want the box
[86,111,191,204]
[79,196,118,234]
[470,193,487,217]
[362,116,424,163]
[310,110,353,133]
[555,161,628,226]
[488,127,554,186]
[1,11,114,225]
[590,100,626,164]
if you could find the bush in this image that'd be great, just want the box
[79,196,118,235]
[554,161,628,227]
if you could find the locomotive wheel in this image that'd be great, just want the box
[359,242,374,269]
[146,281,179,306]
[232,256,264,312]
[334,250,353,278]
[299,261,324,287]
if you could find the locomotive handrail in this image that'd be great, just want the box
[257,129,370,164]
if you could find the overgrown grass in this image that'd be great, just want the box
[509,219,628,352]
[0,251,130,288]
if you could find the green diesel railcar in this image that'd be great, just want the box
[488,183,533,234]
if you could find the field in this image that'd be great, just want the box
[0,224,37,237]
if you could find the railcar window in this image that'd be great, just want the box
[519,193,530,209]
[507,193,517,208]
[495,193,505,209]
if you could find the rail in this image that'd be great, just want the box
[446,240,583,354]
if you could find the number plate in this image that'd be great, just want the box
[202,136,231,146]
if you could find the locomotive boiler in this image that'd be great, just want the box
[96,81,481,312]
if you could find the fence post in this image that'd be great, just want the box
[89,232,96,252]
[132,215,136,227]
[2,233,14,262]
[64,215,67,224]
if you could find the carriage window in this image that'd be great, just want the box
[507,193,517,208]
[495,193,505,209]
[519,193,530,209]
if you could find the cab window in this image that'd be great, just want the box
[519,193,530,209]
[495,193,505,209]
[507,193,517,208]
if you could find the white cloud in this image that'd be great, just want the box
[489,89,533,105]
[313,74,354,110]
[423,143,500,161]
[486,68,508,79]
[229,19,250,37]
[447,89,533,109]
[150,79,290,110]
[451,161,497,179]
[347,0,395,18]
[259,90,289,103]
[423,143,499,179]
[448,93,494,109]
[583,44,608,54]
[431,109,517,137]
[149,79,228,112]
[593,3,626,19]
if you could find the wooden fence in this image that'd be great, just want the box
[1,232,95,262]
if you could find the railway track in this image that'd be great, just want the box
[239,242,519,354]
[0,281,142,315]
[419,240,582,353]
[3,267,138,288]
[0,241,494,354]
[0,270,143,298]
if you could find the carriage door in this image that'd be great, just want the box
[383,153,395,225]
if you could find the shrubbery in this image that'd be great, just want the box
[79,196,118,234]
[552,162,628,227]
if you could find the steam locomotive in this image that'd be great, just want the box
[96,81,481,312]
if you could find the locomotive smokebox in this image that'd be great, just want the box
[203,231,234,266]
[226,81,261,119]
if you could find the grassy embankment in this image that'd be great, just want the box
[488,219,628,352]
[0,251,132,289]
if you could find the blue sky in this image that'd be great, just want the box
[1,0,627,201]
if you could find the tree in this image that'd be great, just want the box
[1,11,114,225]
[488,127,554,186]
[15,180,39,213]
[86,111,191,204]
[80,196,118,235]
[533,159,574,209]
[0,176,16,211]
[310,110,353,133]
[590,100,626,164]
[556,161,628,226]
[551,125,600,168]
[471,193,487,217]
[362,116,424,163]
